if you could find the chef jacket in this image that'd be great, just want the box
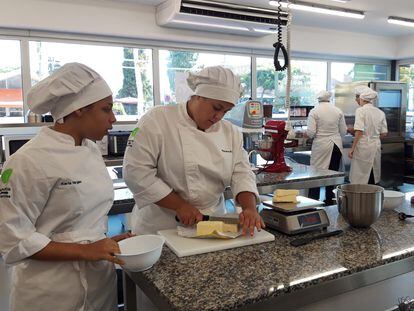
[307,102,347,170]
[0,127,117,311]
[123,102,259,234]
[349,104,388,184]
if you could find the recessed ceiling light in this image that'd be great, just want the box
[269,0,364,19]
[331,0,350,3]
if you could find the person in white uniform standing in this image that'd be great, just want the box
[347,85,372,135]
[0,63,133,311]
[306,91,347,205]
[349,89,388,184]
[124,66,264,236]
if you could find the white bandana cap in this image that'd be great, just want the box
[317,90,332,102]
[27,62,112,123]
[354,85,371,96]
[186,66,244,105]
[359,89,378,102]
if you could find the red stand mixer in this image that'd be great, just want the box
[257,120,292,173]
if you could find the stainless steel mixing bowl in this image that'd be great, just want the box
[256,136,274,161]
[336,184,384,228]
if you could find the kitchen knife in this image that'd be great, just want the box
[175,215,239,224]
[290,229,343,247]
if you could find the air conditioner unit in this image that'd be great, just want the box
[156,0,288,37]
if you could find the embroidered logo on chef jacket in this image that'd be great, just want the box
[127,127,140,147]
[0,169,12,198]
[1,169,13,184]
[221,149,232,153]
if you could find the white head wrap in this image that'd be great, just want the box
[186,66,243,105]
[317,90,331,102]
[359,89,378,103]
[27,62,112,123]
[354,85,371,96]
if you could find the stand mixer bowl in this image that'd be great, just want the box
[257,136,274,161]
[337,184,384,228]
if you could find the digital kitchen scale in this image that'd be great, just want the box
[260,196,330,235]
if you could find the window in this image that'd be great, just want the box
[331,62,388,90]
[256,58,327,110]
[29,41,153,121]
[159,50,251,105]
[399,64,414,134]
[0,40,23,124]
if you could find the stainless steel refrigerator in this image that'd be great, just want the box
[334,81,407,188]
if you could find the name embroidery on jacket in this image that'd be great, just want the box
[60,180,82,186]
[221,149,232,153]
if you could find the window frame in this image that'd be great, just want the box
[0,29,392,127]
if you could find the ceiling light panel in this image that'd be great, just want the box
[388,16,414,28]
[269,0,364,19]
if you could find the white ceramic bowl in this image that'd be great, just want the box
[383,190,405,210]
[116,235,165,272]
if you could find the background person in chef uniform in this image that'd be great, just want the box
[348,89,388,184]
[306,91,347,205]
[347,85,372,135]
[0,62,133,311]
[123,66,264,236]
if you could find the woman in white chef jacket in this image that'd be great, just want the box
[306,91,347,205]
[124,66,264,236]
[349,89,388,184]
[0,63,133,311]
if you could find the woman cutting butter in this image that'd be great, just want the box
[349,89,388,184]
[0,63,133,311]
[124,66,264,236]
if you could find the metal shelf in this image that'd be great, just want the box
[103,156,123,167]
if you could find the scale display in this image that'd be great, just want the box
[298,213,322,228]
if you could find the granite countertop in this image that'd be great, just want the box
[129,194,414,311]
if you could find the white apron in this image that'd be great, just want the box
[310,137,343,170]
[349,136,381,184]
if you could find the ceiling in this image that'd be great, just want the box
[116,0,414,37]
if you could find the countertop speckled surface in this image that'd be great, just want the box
[126,195,414,311]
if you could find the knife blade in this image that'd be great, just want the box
[175,215,240,224]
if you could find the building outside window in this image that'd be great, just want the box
[0,40,24,124]
[330,62,388,90]
[29,41,153,121]
[159,50,251,106]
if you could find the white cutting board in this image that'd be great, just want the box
[157,229,275,257]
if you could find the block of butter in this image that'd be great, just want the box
[273,189,299,203]
[196,221,239,236]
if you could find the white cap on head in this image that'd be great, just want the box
[186,66,243,105]
[354,85,371,96]
[28,62,112,123]
[317,90,331,102]
[359,89,378,103]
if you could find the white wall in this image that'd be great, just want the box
[396,34,414,60]
[0,0,398,59]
